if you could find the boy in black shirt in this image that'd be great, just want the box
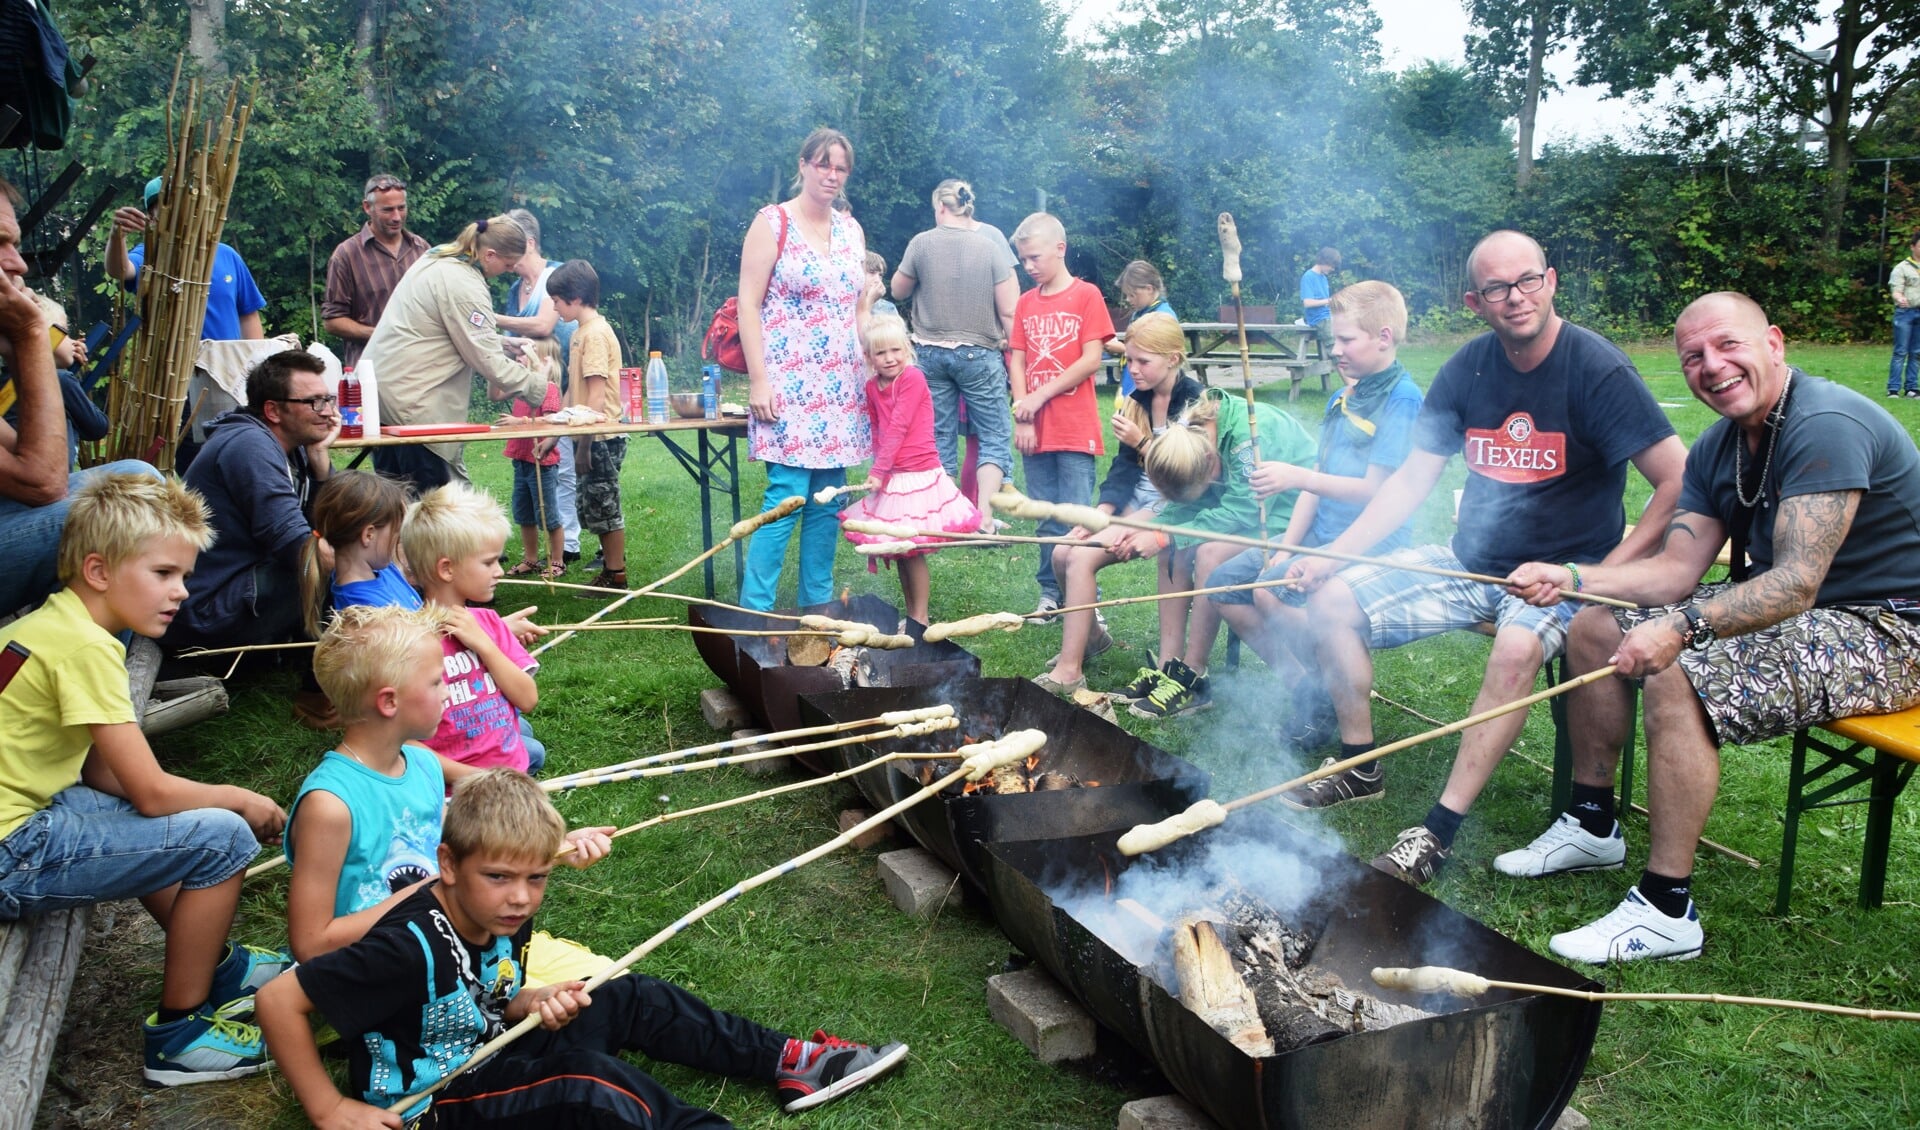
[256,769,907,1127]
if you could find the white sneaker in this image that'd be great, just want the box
[1549,887,1702,964]
[1493,814,1626,878]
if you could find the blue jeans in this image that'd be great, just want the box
[919,344,1013,480]
[740,463,846,610]
[554,438,582,553]
[0,459,161,618]
[1892,307,1920,393]
[519,715,546,773]
[0,785,259,920]
[1022,451,1097,601]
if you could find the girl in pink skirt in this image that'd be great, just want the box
[840,315,981,624]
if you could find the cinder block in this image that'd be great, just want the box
[730,729,790,776]
[698,687,752,731]
[876,846,962,917]
[1118,1095,1221,1130]
[1552,1108,1591,1130]
[986,967,1096,1064]
[836,808,895,851]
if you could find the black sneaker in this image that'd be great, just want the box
[1279,758,1384,810]
[1908,390,1920,399]
[1127,658,1211,719]
[775,1030,909,1113]
[1371,825,1449,885]
[1890,390,1903,399]
[563,549,582,565]
[1116,657,1167,703]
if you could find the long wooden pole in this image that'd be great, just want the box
[385,730,1046,1114]
[922,577,1302,641]
[1118,666,1619,855]
[1371,966,1920,1021]
[496,578,808,624]
[531,495,805,656]
[541,705,955,787]
[992,490,1636,610]
[1216,212,1268,539]
[541,717,958,794]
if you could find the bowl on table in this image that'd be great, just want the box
[670,393,706,419]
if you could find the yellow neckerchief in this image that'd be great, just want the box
[1334,385,1376,437]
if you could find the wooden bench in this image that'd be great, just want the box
[1780,708,1920,913]
[0,910,90,1129]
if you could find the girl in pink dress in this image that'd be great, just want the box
[839,316,980,625]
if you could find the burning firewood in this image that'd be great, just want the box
[1170,915,1274,1057]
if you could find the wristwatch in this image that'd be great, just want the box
[1678,605,1716,650]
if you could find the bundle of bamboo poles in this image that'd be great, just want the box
[104,63,252,468]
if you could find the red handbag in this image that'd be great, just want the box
[703,207,789,374]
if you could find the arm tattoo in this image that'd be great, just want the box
[1705,490,1860,636]
[1659,516,1706,554]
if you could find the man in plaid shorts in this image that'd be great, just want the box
[1280,230,1688,886]
[1504,292,1920,963]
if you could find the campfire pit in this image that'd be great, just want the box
[689,595,980,765]
[797,678,1209,888]
[982,822,1602,1130]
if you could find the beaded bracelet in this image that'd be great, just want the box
[1562,562,1583,592]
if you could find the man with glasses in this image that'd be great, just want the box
[1279,230,1688,887]
[323,174,429,367]
[169,350,337,654]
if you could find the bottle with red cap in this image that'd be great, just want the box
[339,367,363,439]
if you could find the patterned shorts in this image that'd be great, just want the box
[578,436,627,535]
[1612,582,1920,746]
[1340,544,1577,657]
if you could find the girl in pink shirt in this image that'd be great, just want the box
[839,316,980,624]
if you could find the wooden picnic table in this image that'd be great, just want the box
[1180,321,1331,401]
[334,417,749,599]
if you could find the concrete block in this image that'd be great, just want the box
[1118,1096,1221,1130]
[876,847,961,917]
[1552,1108,1591,1130]
[698,687,752,731]
[730,729,790,776]
[836,808,895,851]
[986,967,1096,1064]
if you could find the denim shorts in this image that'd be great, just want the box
[1338,544,1577,657]
[918,344,1013,477]
[511,459,561,531]
[1208,546,1304,606]
[0,786,260,920]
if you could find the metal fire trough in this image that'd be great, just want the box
[797,678,1211,889]
[982,824,1603,1130]
[688,594,980,760]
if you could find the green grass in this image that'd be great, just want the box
[152,336,1920,1128]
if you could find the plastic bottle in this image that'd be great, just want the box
[356,358,380,438]
[645,351,669,423]
[701,364,720,420]
[338,367,363,439]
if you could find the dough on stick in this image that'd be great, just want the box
[1370,966,1492,997]
[1117,799,1227,856]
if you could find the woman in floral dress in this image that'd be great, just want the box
[736,127,877,610]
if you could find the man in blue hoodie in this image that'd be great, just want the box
[167,350,336,653]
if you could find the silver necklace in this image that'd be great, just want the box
[1733,369,1792,509]
[338,741,370,769]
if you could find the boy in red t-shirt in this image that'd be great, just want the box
[1008,212,1115,616]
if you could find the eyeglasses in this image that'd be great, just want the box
[364,175,407,194]
[279,394,339,412]
[808,159,851,178]
[1476,272,1548,304]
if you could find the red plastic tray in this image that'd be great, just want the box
[379,423,494,438]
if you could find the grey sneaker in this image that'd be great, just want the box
[1127,659,1211,719]
[1045,622,1112,667]
[1278,759,1384,810]
[776,1031,909,1112]
[1371,825,1449,885]
[1026,595,1061,620]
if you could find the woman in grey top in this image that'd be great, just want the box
[890,179,1017,517]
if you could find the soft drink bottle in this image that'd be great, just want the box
[701,364,720,420]
[645,352,669,423]
[338,368,363,439]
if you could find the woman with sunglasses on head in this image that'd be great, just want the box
[360,215,556,494]
[735,127,878,610]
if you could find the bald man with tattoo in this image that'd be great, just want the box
[1505,292,1920,963]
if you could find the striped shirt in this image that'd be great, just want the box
[323,225,429,366]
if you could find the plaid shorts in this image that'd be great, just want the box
[1339,544,1578,657]
[577,436,627,535]
[1613,582,1920,746]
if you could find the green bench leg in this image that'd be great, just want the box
[1777,732,1812,915]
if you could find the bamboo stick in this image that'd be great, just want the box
[496,578,808,624]
[1371,966,1920,1021]
[385,730,1047,1114]
[173,618,674,659]
[532,495,805,656]
[1118,666,1620,855]
[540,705,955,786]
[921,577,1302,641]
[843,519,1086,549]
[542,717,959,794]
[991,490,1636,610]
[1216,212,1269,539]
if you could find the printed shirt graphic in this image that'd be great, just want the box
[748,203,873,469]
[426,608,537,773]
[1463,411,1566,483]
[286,745,446,917]
[1011,279,1113,455]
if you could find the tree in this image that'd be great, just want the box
[1464,0,1572,190]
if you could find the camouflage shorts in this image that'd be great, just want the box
[1613,582,1920,745]
[577,436,627,535]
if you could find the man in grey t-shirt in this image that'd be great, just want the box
[1504,291,1920,964]
[892,180,1018,516]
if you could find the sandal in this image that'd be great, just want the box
[588,569,628,590]
[540,562,568,580]
[1031,672,1086,696]
[507,559,540,577]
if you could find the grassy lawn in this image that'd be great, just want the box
[132,334,1919,1129]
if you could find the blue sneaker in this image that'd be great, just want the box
[143,1009,270,1087]
[209,942,294,1018]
